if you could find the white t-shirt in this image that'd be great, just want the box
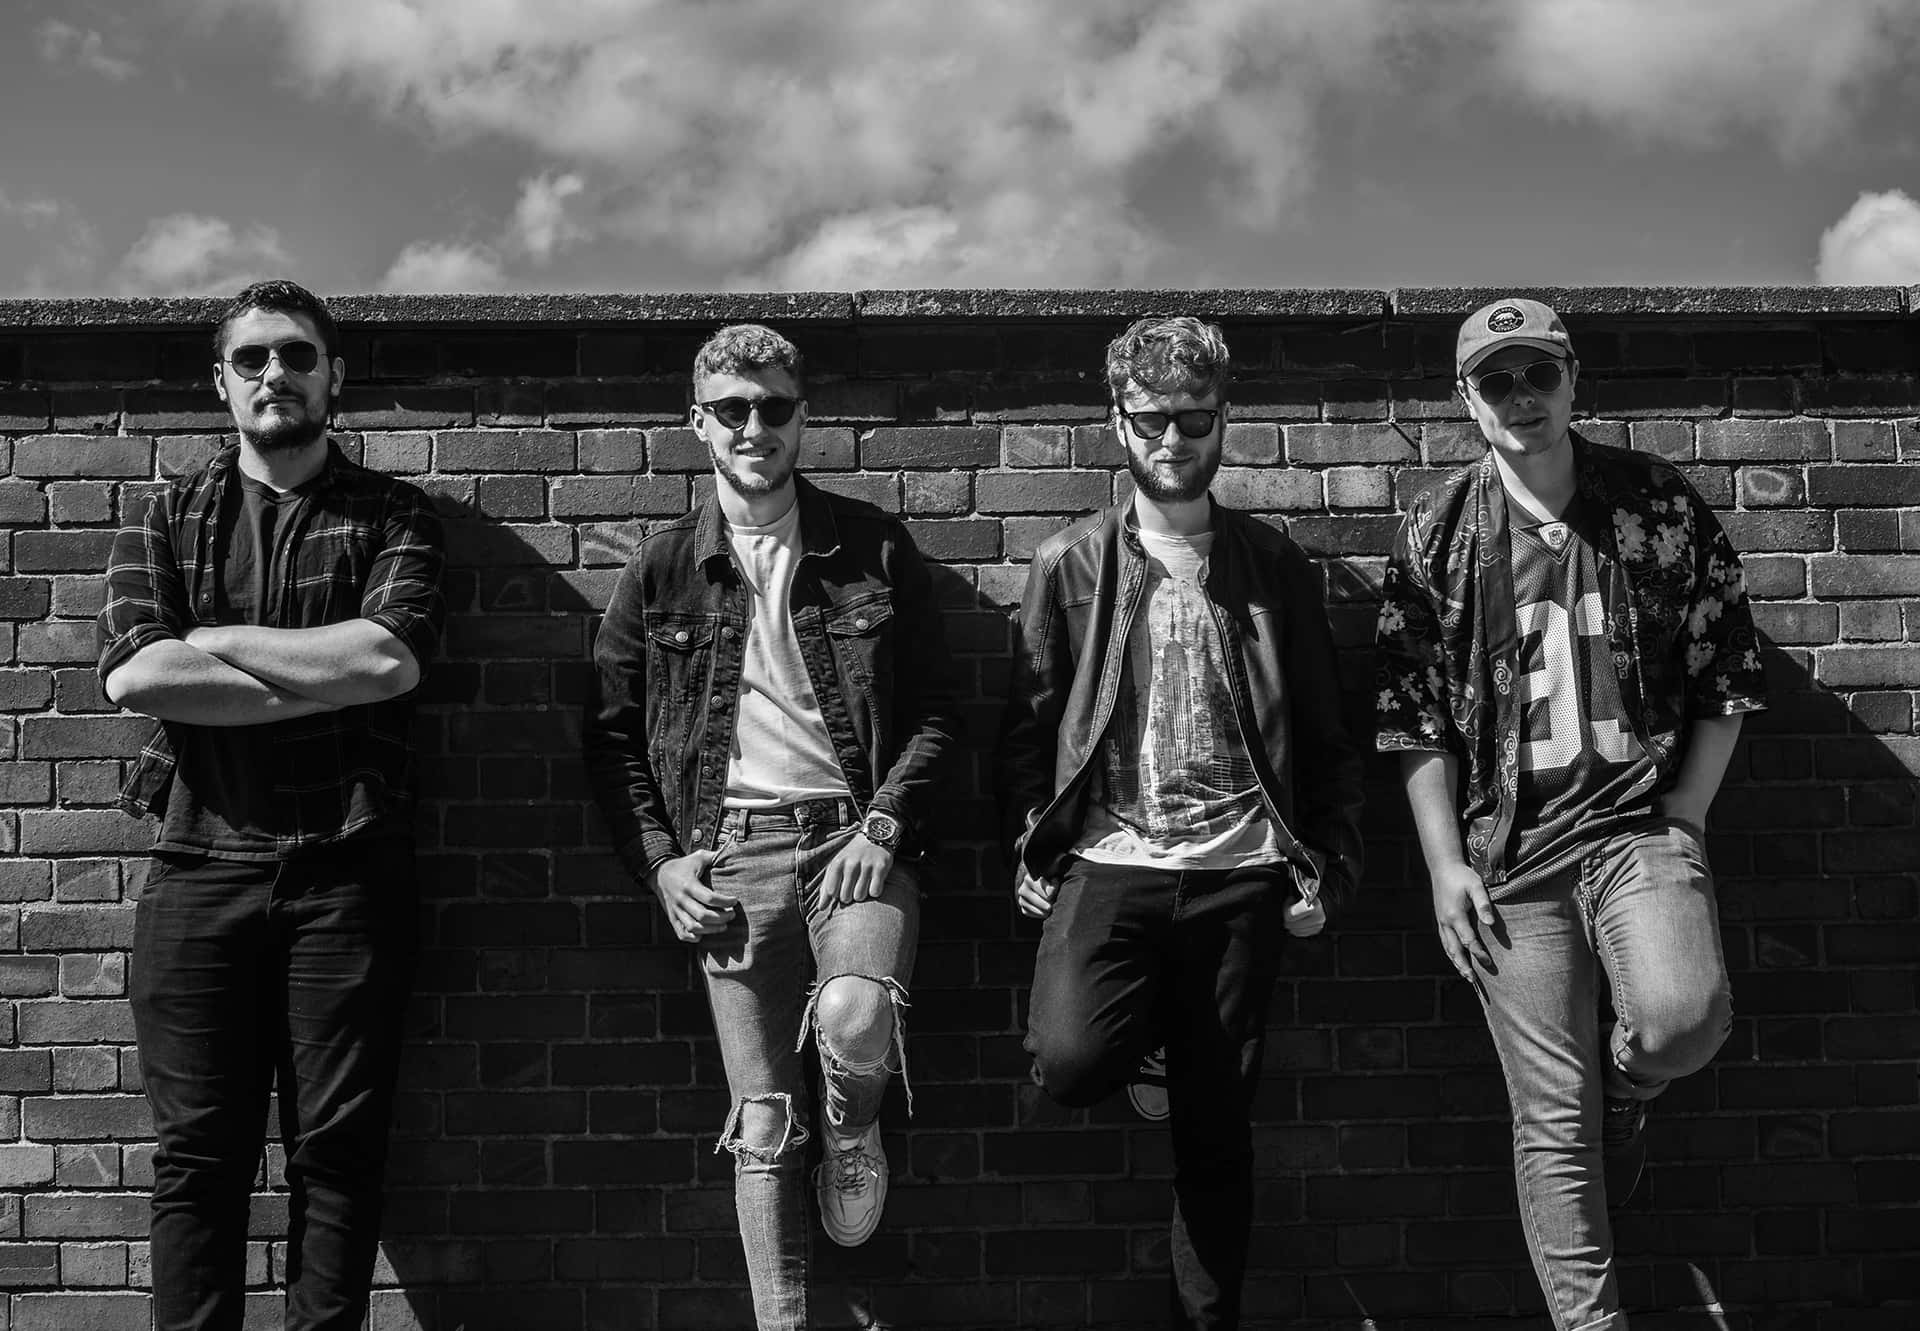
[722,502,849,808]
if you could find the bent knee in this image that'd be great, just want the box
[1633,985,1732,1078]
[1030,1039,1126,1108]
[812,975,899,1065]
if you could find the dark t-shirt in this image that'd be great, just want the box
[158,472,316,856]
[1503,494,1658,891]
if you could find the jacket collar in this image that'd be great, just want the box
[693,472,841,567]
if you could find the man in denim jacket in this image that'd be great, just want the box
[998,315,1364,1330]
[583,324,962,1330]
[1376,298,1767,1331]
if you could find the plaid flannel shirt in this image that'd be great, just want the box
[97,443,445,856]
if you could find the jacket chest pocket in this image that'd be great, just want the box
[825,597,893,688]
[645,614,717,703]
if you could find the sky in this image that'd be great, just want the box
[5,0,1920,297]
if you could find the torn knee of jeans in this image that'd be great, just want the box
[715,1092,809,1162]
[802,973,914,1116]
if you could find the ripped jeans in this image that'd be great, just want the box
[700,800,919,1331]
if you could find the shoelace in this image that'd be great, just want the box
[825,1144,882,1195]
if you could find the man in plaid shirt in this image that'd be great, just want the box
[97,280,444,1331]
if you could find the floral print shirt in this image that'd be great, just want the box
[1374,434,1767,886]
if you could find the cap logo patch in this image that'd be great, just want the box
[1487,306,1525,333]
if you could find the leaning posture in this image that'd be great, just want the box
[583,324,962,1330]
[98,280,444,1331]
[998,315,1364,1330]
[1376,298,1766,1331]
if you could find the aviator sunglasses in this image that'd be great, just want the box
[1117,407,1220,441]
[696,395,802,430]
[1467,358,1566,405]
[224,340,324,379]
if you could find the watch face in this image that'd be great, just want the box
[864,812,902,847]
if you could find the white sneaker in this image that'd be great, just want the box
[1126,1046,1170,1122]
[816,1119,889,1247]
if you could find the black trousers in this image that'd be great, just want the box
[130,838,417,1331]
[1024,857,1288,1331]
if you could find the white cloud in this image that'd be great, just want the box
[35,20,137,81]
[0,189,103,295]
[114,213,290,295]
[1817,190,1920,285]
[379,239,507,293]
[192,0,1408,288]
[513,172,587,263]
[1491,0,1920,156]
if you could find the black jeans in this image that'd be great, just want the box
[1024,858,1286,1331]
[130,838,417,1331]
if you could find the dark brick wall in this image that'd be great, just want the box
[0,288,1915,1329]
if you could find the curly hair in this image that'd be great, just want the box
[692,323,807,395]
[1103,315,1231,402]
[212,279,340,361]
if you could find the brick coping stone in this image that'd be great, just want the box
[0,285,1913,330]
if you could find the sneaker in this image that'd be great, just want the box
[1601,1097,1648,1206]
[816,1119,888,1247]
[1126,1046,1170,1122]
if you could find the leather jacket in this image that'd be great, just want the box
[584,475,964,881]
[996,498,1365,901]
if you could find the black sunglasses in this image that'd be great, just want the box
[696,395,802,430]
[1467,358,1566,405]
[224,340,323,379]
[1118,407,1219,441]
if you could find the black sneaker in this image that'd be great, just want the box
[1601,1097,1647,1206]
[1126,1046,1170,1122]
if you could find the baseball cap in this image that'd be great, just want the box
[1455,298,1574,378]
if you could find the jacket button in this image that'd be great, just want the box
[722,626,737,640]
[690,829,704,844]
[675,630,690,644]
[710,694,722,706]
[854,617,869,630]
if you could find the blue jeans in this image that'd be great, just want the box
[1476,816,1732,1331]
[1024,858,1287,1331]
[700,800,919,1331]
[130,838,417,1331]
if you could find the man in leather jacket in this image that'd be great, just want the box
[584,324,963,1330]
[997,315,1364,1330]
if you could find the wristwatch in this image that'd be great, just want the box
[861,809,906,853]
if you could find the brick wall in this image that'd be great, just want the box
[0,287,1915,1329]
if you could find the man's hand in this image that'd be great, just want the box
[1431,860,1496,980]
[817,833,894,906]
[1015,868,1060,921]
[649,851,737,942]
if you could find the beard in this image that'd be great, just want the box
[710,439,796,497]
[1126,440,1220,503]
[242,403,329,453]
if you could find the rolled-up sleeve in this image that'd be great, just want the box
[98,490,185,684]
[361,486,447,677]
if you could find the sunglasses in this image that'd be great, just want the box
[1466,358,1566,405]
[1117,407,1219,441]
[696,395,802,430]
[224,340,324,379]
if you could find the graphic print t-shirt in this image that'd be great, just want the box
[1074,528,1281,868]
[1502,495,1658,891]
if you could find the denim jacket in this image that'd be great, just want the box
[996,499,1365,903]
[583,475,964,881]
[1374,434,1768,885]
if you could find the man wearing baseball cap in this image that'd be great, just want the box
[1374,298,1767,1329]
